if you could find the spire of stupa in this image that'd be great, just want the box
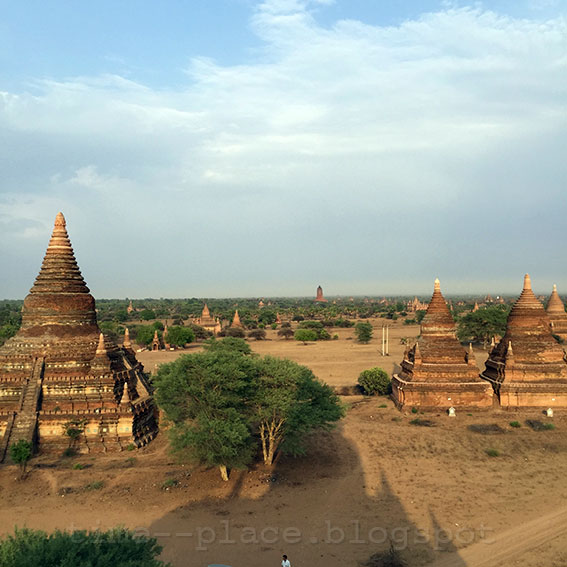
[29,212,90,295]
[547,284,566,315]
[123,327,132,349]
[231,309,242,328]
[420,278,455,336]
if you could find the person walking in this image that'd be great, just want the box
[281,554,291,567]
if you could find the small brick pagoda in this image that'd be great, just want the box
[481,274,567,408]
[195,304,221,335]
[391,279,492,409]
[0,213,158,459]
[546,285,567,341]
[231,309,243,328]
[315,285,327,303]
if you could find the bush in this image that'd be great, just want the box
[9,440,33,478]
[354,322,373,343]
[509,421,521,428]
[248,329,267,341]
[485,448,500,457]
[277,327,294,340]
[0,527,167,566]
[84,480,104,491]
[357,367,390,395]
[294,329,318,343]
[225,327,246,338]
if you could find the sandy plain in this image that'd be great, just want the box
[1,320,565,567]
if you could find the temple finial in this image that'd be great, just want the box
[54,212,66,227]
[95,332,106,355]
[553,284,557,292]
[123,327,131,349]
[523,274,531,290]
[434,278,441,291]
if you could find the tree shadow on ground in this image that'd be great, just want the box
[146,424,469,567]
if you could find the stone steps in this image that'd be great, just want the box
[0,358,44,463]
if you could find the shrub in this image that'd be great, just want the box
[485,448,500,457]
[526,420,555,431]
[332,334,339,340]
[9,440,33,478]
[248,329,267,341]
[357,367,390,395]
[161,478,179,490]
[411,407,418,414]
[354,322,373,343]
[271,323,278,330]
[0,527,167,566]
[294,329,318,343]
[84,480,104,491]
[509,421,521,428]
[225,327,245,338]
[72,463,85,470]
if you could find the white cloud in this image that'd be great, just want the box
[0,2,566,296]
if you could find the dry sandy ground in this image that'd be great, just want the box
[137,320,490,387]
[1,399,565,567]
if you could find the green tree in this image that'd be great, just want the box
[258,310,277,325]
[277,327,294,340]
[252,357,344,465]
[204,337,251,355]
[248,329,267,341]
[140,309,156,321]
[154,347,256,481]
[63,418,87,450]
[294,329,318,344]
[457,305,510,346]
[354,322,373,343]
[165,326,195,347]
[9,440,32,479]
[358,367,391,395]
[0,527,168,567]
[225,327,246,338]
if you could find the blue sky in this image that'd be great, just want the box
[1,0,566,298]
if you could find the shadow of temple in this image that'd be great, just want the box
[147,425,468,567]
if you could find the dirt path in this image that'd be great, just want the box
[432,505,567,567]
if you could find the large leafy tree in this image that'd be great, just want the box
[252,357,345,466]
[155,338,345,476]
[0,527,168,567]
[154,345,257,481]
[456,305,510,346]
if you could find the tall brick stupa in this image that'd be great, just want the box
[315,285,327,303]
[391,279,492,409]
[0,213,158,459]
[481,275,567,408]
[546,285,567,342]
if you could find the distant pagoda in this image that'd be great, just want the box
[481,274,567,408]
[0,213,158,459]
[195,304,221,335]
[546,284,567,341]
[231,309,243,328]
[315,285,327,303]
[391,279,492,409]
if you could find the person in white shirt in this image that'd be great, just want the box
[281,554,291,567]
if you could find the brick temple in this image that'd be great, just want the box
[315,285,327,303]
[481,274,567,408]
[194,304,221,335]
[391,279,492,409]
[546,284,567,341]
[0,213,158,460]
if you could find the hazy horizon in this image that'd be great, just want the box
[1,1,565,299]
